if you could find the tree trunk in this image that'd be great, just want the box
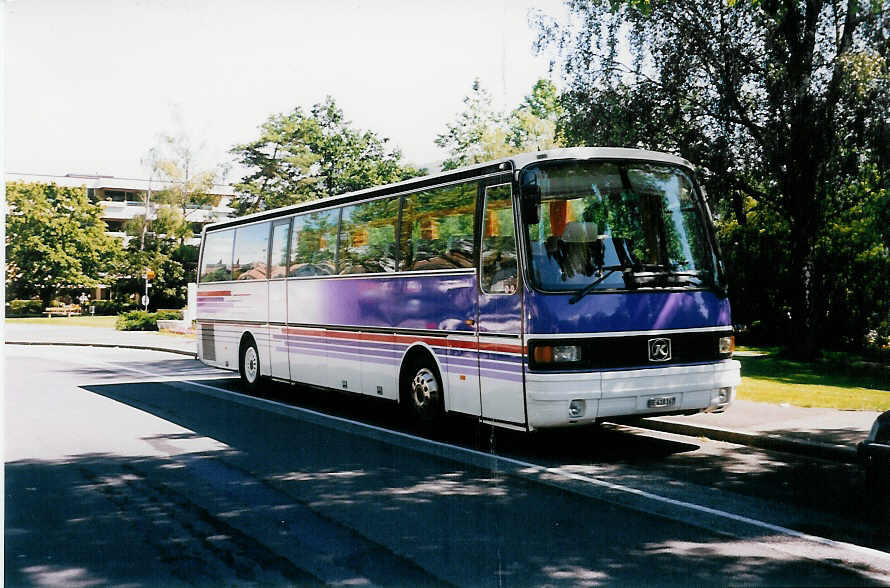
[786,190,820,359]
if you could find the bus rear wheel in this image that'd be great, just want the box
[403,360,444,424]
[239,338,261,392]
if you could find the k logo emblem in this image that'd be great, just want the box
[648,338,672,362]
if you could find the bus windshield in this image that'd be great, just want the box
[521,160,722,294]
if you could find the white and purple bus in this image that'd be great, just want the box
[196,147,740,431]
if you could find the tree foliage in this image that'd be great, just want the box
[5,182,123,305]
[534,0,890,356]
[435,78,564,170]
[149,134,227,244]
[112,234,196,310]
[230,96,424,215]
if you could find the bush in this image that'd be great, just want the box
[90,300,137,316]
[5,299,43,316]
[115,310,159,331]
[156,309,184,321]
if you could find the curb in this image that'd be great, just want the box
[5,341,197,358]
[635,417,858,463]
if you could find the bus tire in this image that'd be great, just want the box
[403,358,444,424]
[239,336,261,392]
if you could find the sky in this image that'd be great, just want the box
[4,0,566,182]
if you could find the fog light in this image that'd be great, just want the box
[569,399,586,418]
[718,387,732,403]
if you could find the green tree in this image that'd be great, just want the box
[535,0,889,357]
[112,234,194,310]
[231,96,424,215]
[435,78,504,170]
[5,182,123,305]
[435,78,564,170]
[151,134,227,244]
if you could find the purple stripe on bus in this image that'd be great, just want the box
[446,357,522,372]
[327,351,401,364]
[284,339,402,357]
[291,346,402,362]
[479,369,523,382]
[292,337,404,352]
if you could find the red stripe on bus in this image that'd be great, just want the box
[198,290,232,297]
[278,325,524,354]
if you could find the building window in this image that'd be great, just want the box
[104,220,125,233]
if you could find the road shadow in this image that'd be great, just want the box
[34,375,883,585]
[11,375,886,587]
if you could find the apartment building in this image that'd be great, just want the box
[7,172,235,246]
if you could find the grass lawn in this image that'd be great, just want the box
[736,348,890,411]
[6,315,118,328]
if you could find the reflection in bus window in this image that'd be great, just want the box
[233,222,270,280]
[200,229,234,282]
[523,162,718,291]
[480,184,517,294]
[400,181,476,271]
[269,220,291,279]
[290,210,339,277]
[338,197,399,274]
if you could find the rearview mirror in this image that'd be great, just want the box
[520,182,541,225]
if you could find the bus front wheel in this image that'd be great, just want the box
[403,360,444,424]
[239,338,261,392]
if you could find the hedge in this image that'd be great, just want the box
[90,300,138,316]
[115,309,184,331]
[5,299,44,316]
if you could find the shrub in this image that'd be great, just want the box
[156,310,184,321]
[115,310,159,331]
[5,299,43,316]
[90,300,137,316]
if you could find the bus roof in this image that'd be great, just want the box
[205,147,694,233]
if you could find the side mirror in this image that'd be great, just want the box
[520,182,541,225]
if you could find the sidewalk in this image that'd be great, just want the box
[3,322,876,462]
[4,322,197,356]
[640,400,876,462]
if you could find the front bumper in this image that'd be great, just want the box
[525,360,741,429]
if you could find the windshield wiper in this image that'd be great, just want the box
[568,264,637,304]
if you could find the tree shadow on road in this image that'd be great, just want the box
[14,375,880,586]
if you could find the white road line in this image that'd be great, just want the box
[68,353,890,576]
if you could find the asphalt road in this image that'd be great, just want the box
[6,345,890,586]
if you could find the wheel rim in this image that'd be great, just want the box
[244,346,259,384]
[411,367,439,413]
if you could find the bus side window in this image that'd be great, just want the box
[480,184,517,294]
[232,222,270,280]
[200,229,234,282]
[400,181,476,272]
[269,219,291,279]
[290,210,339,277]
[338,197,399,275]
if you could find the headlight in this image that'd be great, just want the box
[533,344,582,364]
[553,345,581,362]
[718,336,734,356]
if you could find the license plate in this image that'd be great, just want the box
[647,396,676,409]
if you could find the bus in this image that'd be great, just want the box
[196,147,740,431]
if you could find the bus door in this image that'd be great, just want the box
[477,181,526,427]
[268,219,292,380]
